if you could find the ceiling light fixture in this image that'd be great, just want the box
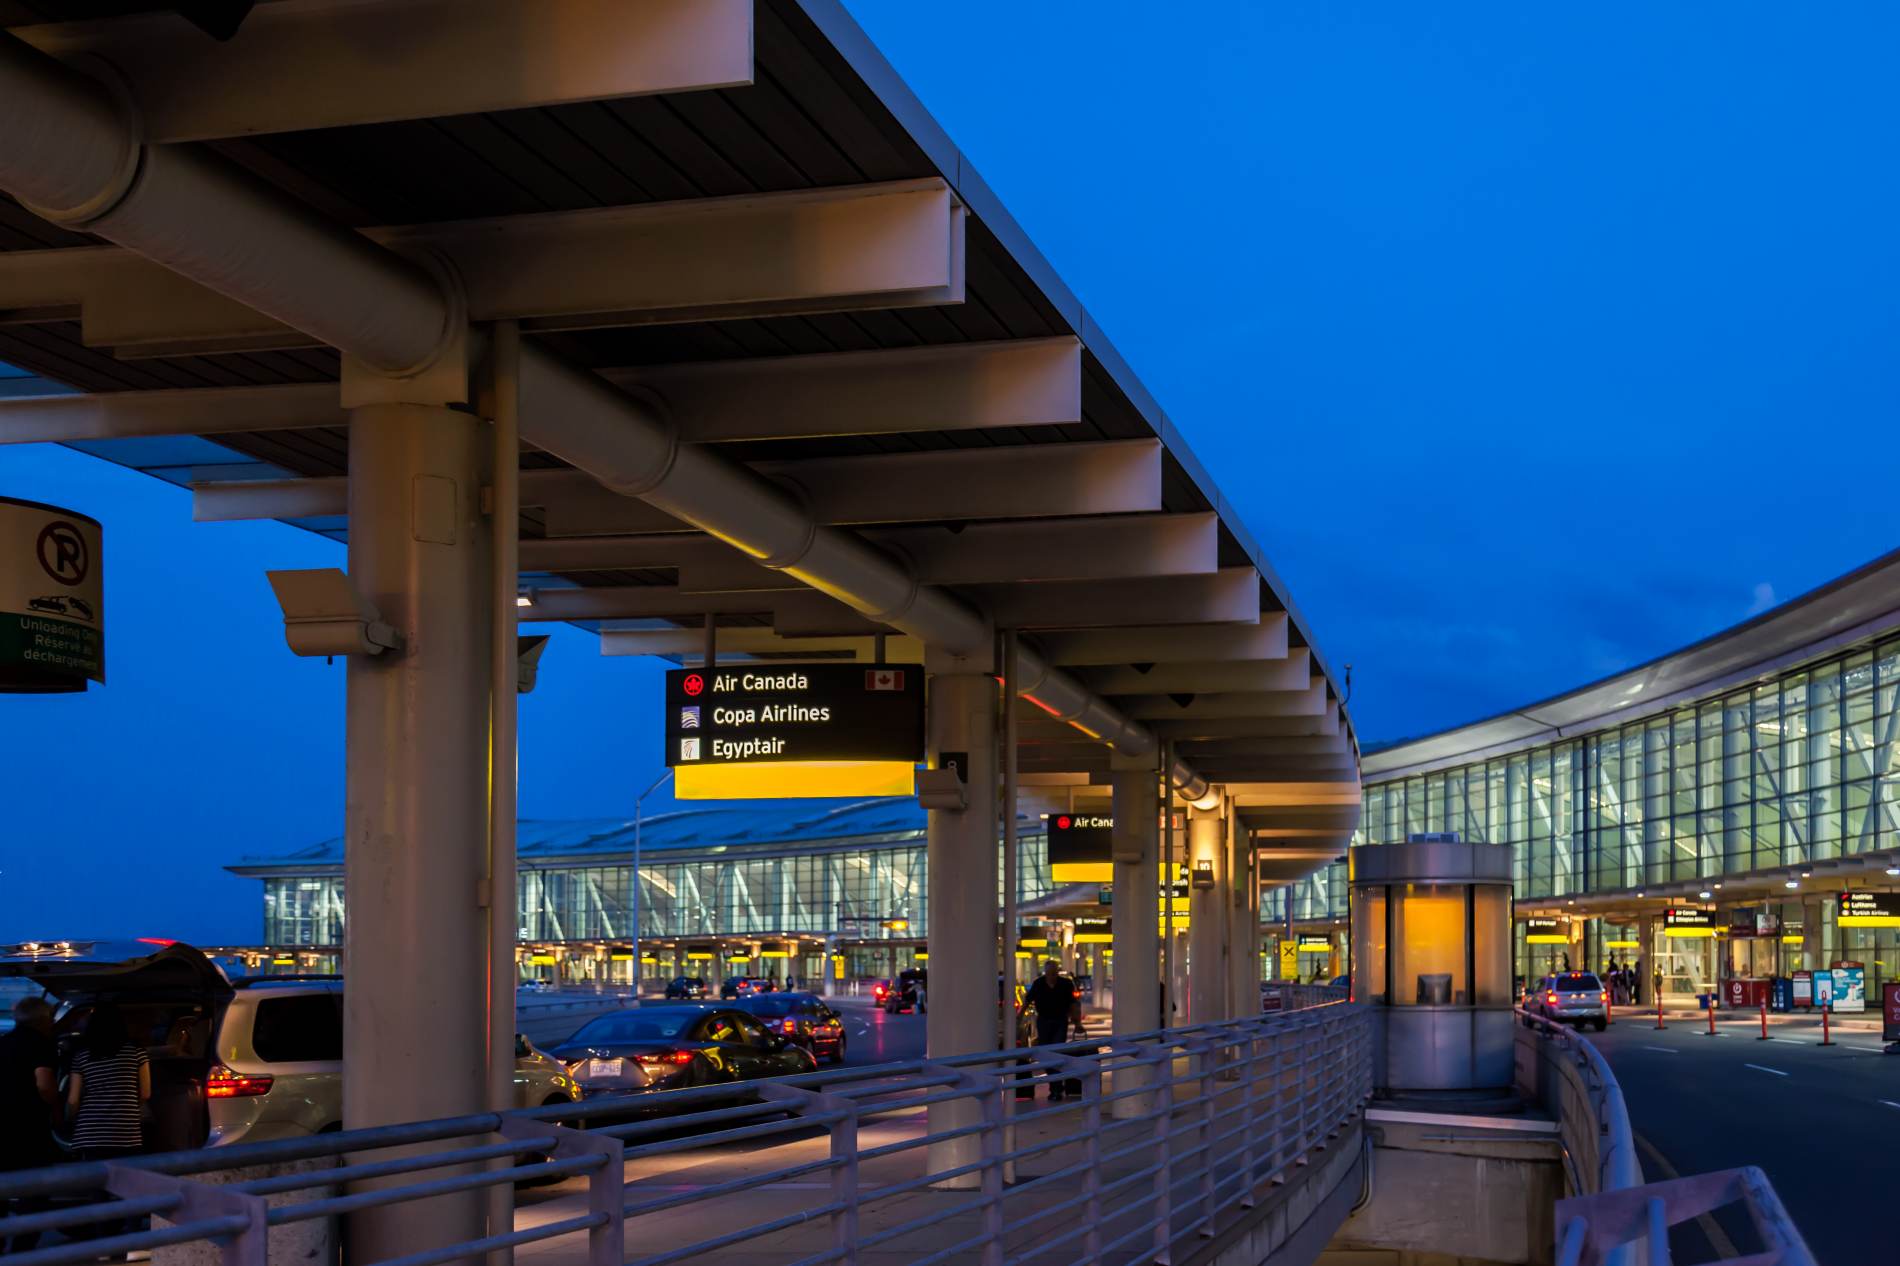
[1784,880,1799,889]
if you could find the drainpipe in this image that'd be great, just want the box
[0,31,1213,797]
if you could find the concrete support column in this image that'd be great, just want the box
[1109,762,1160,1119]
[1637,916,1658,1003]
[925,669,997,1184]
[1228,820,1256,1018]
[343,402,492,1261]
[1802,900,1824,972]
[1187,807,1228,1024]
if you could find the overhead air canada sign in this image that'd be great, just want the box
[1047,813,1114,882]
[664,664,923,766]
[0,497,103,693]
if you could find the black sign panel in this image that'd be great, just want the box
[1525,917,1561,933]
[1837,892,1900,927]
[1664,907,1715,929]
[1048,813,1113,870]
[1296,934,1331,951]
[665,664,923,766]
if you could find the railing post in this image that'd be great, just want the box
[1061,1052,1106,1261]
[758,1082,861,1265]
[106,1165,269,1266]
[498,1114,622,1266]
[1185,1032,1219,1237]
[974,1067,1008,1266]
[1237,1020,1264,1207]
[1137,1040,1175,1264]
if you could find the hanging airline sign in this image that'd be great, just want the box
[1836,892,1900,928]
[1018,923,1049,949]
[0,497,104,693]
[1663,907,1716,938]
[1296,934,1331,953]
[664,663,923,799]
[1781,921,1805,945]
[685,943,716,961]
[1073,917,1112,944]
[1047,813,1114,883]
[1525,917,1568,945]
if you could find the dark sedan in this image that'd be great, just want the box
[732,992,847,1064]
[546,1005,816,1102]
[664,977,708,1000]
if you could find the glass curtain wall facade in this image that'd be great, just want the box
[1360,639,1900,890]
[257,833,1053,947]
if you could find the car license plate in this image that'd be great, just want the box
[587,1058,624,1078]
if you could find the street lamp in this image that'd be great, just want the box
[633,768,674,996]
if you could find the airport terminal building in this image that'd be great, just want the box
[1347,549,1900,1002]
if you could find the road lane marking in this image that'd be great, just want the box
[1742,1064,1788,1077]
[1773,1038,1808,1045]
[1634,1133,1739,1259]
[1640,1045,1678,1053]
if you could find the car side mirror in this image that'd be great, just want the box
[768,1034,789,1051]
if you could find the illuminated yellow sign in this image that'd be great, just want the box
[1604,940,1641,949]
[676,760,916,800]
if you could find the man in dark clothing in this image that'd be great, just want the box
[1023,961,1081,1100]
[1,996,61,1252]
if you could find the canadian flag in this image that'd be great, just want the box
[866,668,905,691]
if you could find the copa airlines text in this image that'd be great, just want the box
[712,704,832,725]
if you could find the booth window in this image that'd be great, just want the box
[1360,888,1388,1004]
[1471,886,1512,1005]
[1393,883,1467,1005]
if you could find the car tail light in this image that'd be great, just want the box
[1600,992,1608,1003]
[873,984,887,998]
[206,1065,273,1098]
[634,1050,695,1067]
[1546,992,1558,1006]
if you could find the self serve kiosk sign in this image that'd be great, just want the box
[664,664,923,798]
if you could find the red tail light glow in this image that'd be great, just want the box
[1546,992,1558,1005]
[1600,992,1608,1003]
[206,1066,273,1098]
[634,1050,695,1067]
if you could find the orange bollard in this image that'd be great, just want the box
[1655,994,1666,1030]
[1758,998,1770,1040]
[1818,1003,1833,1047]
[1703,995,1718,1036]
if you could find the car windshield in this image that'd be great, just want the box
[569,1011,696,1043]
[1555,973,1601,991]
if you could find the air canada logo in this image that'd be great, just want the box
[36,520,88,586]
[1056,815,1072,830]
[683,673,705,697]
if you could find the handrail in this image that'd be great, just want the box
[0,991,1369,1266]
[1517,1009,1815,1266]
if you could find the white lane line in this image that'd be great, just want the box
[1640,1045,1678,1053]
[1634,1133,1740,1258]
[1773,1038,1808,1045]
[1742,1064,1789,1077]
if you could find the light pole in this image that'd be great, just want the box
[633,768,674,997]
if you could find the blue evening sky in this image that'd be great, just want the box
[2,4,1895,942]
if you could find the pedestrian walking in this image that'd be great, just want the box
[1023,960,1082,1101]
[66,1004,150,1162]
[0,996,61,1252]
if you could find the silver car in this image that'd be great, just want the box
[1527,971,1608,1031]
[205,980,577,1146]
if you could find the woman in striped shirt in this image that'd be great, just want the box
[65,1004,149,1159]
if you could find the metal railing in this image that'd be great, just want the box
[1516,1010,1815,1266]
[0,994,1369,1266]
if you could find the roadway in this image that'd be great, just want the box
[517,993,931,1067]
[1593,1015,1896,1265]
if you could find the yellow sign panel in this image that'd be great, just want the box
[1663,927,1715,939]
[1279,941,1298,981]
[675,760,915,800]
[1526,934,1568,945]
[1604,940,1641,949]
[1051,861,1115,883]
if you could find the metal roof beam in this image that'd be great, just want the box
[598,630,923,661]
[667,513,1219,593]
[1037,616,1289,666]
[1082,651,1310,696]
[0,336,1074,446]
[0,179,965,353]
[1116,683,1330,721]
[192,441,1160,529]
[1149,710,1341,742]
[600,338,1079,442]
[11,0,753,142]
[959,569,1258,631]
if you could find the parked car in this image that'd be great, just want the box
[866,978,893,1006]
[0,940,579,1151]
[545,1004,816,1101]
[664,977,709,1000]
[731,992,846,1063]
[1526,971,1608,1031]
[719,976,775,999]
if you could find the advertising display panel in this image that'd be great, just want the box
[1828,962,1866,1013]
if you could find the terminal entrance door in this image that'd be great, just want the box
[1653,935,1716,1002]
